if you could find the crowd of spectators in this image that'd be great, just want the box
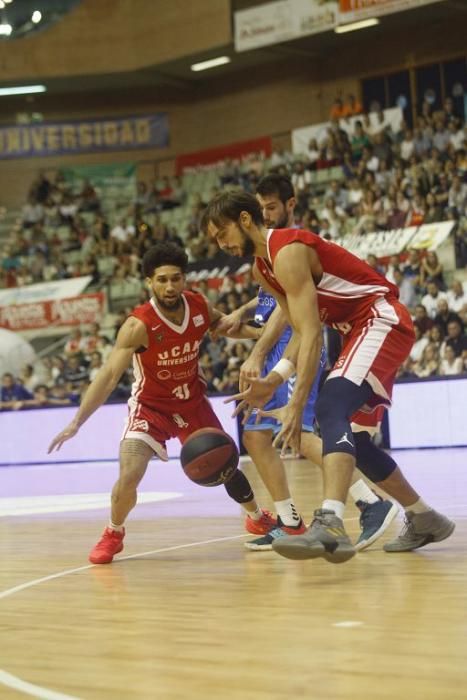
[0,96,466,410]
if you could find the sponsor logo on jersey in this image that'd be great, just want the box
[157,340,200,366]
[157,370,172,380]
[155,333,164,342]
[193,314,205,327]
[131,419,149,432]
[172,414,189,428]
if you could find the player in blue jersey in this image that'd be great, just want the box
[215,174,398,550]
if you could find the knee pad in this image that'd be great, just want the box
[224,469,254,504]
[354,431,397,482]
[316,378,373,457]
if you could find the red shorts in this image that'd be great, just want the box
[121,396,223,461]
[328,296,414,411]
[351,406,385,436]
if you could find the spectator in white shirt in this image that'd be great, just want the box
[440,345,464,376]
[110,218,135,243]
[409,325,430,362]
[400,130,415,162]
[447,280,466,313]
[422,280,448,319]
[448,120,465,151]
[448,176,467,212]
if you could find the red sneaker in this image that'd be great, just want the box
[245,509,277,535]
[89,527,125,564]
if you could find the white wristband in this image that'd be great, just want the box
[271,358,295,382]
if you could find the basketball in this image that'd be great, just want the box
[180,428,239,487]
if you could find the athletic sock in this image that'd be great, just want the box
[322,499,345,520]
[244,505,262,521]
[349,479,379,505]
[274,498,302,527]
[405,498,431,514]
[109,521,125,533]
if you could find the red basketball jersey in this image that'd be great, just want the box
[255,228,400,331]
[129,291,211,411]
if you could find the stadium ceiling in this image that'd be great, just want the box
[0,0,465,97]
[0,0,81,40]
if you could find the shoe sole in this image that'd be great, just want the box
[272,539,356,563]
[244,543,273,551]
[89,542,124,564]
[355,502,399,552]
[384,520,456,552]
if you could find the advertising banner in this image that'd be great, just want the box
[0,292,105,331]
[0,114,169,160]
[176,136,272,174]
[235,0,338,52]
[338,0,443,22]
[0,276,92,306]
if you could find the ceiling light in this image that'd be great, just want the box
[32,10,42,24]
[334,18,380,34]
[191,56,231,72]
[4,0,13,4]
[0,2,5,9]
[0,24,12,36]
[0,85,46,96]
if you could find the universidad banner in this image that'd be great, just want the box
[0,292,106,331]
[0,113,169,160]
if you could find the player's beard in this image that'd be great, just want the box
[154,293,183,311]
[238,224,256,257]
[265,207,288,229]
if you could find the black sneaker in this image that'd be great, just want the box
[355,497,399,551]
[272,509,355,563]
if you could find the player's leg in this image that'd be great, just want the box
[176,397,277,535]
[352,427,455,552]
[89,408,169,564]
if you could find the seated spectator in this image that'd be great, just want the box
[447,280,466,313]
[393,267,418,310]
[1,372,34,408]
[405,192,426,227]
[342,94,363,118]
[421,280,447,319]
[88,351,103,381]
[79,179,100,212]
[413,303,434,336]
[413,343,440,378]
[18,364,43,393]
[444,319,467,358]
[351,121,370,161]
[81,323,103,355]
[110,218,135,243]
[448,175,466,213]
[400,130,415,162]
[424,192,444,224]
[64,329,84,357]
[306,138,320,168]
[440,345,464,376]
[330,98,345,121]
[427,323,444,351]
[433,298,461,336]
[385,254,401,284]
[420,250,446,291]
[366,253,385,275]
[402,248,422,287]
[409,325,429,363]
[62,355,89,393]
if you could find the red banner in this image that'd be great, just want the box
[339,0,441,20]
[0,292,105,331]
[176,136,272,174]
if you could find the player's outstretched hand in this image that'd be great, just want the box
[48,422,79,453]
[239,355,263,393]
[224,377,276,421]
[260,405,302,457]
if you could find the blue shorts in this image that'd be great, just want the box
[243,342,326,434]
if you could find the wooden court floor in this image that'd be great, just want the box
[1,448,466,700]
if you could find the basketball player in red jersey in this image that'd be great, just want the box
[203,190,455,564]
[48,242,275,564]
